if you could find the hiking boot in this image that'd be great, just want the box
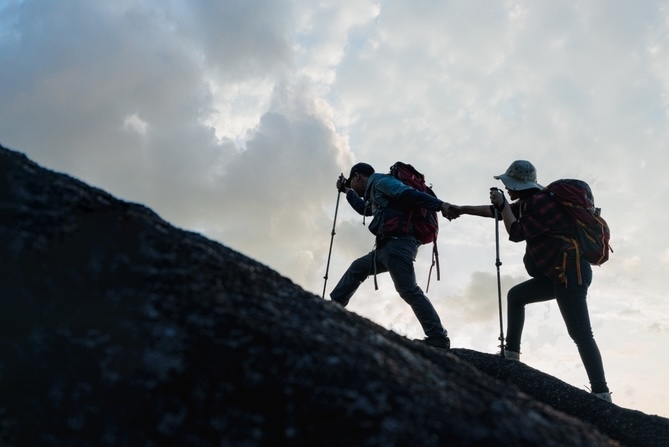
[495,348,520,361]
[593,392,613,403]
[414,336,451,349]
[503,350,520,361]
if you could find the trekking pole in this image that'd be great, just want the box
[322,178,344,299]
[492,188,506,358]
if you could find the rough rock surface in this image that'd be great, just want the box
[1,143,668,447]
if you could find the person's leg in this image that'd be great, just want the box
[554,260,609,394]
[382,238,447,340]
[505,276,555,353]
[330,251,379,306]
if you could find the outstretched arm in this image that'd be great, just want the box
[394,187,465,221]
[451,204,495,218]
[438,201,459,221]
[450,189,512,222]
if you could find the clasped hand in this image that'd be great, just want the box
[441,203,461,221]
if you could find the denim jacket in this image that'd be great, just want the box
[345,173,443,241]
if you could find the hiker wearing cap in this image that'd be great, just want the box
[330,162,457,349]
[450,160,612,402]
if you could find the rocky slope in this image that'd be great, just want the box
[1,143,668,446]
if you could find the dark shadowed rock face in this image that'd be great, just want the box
[1,143,667,447]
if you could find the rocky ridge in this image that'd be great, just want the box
[1,143,668,446]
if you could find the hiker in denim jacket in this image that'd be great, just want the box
[330,162,458,349]
[449,160,612,402]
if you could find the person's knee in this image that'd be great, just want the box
[566,321,594,344]
[507,286,524,307]
[393,277,421,297]
[344,263,370,283]
[349,258,366,272]
[397,288,427,305]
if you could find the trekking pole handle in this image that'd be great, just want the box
[337,173,347,193]
[490,187,504,197]
[490,187,506,212]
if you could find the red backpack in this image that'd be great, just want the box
[388,162,441,290]
[388,162,440,245]
[544,179,612,265]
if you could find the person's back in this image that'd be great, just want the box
[506,189,576,285]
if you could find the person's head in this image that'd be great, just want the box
[494,160,542,200]
[345,162,375,195]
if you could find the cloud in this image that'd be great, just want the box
[648,321,668,334]
[445,271,530,325]
[451,271,505,322]
[660,249,669,272]
[178,0,294,80]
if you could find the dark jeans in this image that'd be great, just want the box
[506,255,609,393]
[330,236,447,339]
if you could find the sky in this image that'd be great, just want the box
[1,0,668,418]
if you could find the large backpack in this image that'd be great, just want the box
[388,162,440,245]
[544,179,612,265]
[387,162,441,291]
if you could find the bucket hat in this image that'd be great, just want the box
[494,160,543,191]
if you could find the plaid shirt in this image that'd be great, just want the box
[508,191,575,283]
